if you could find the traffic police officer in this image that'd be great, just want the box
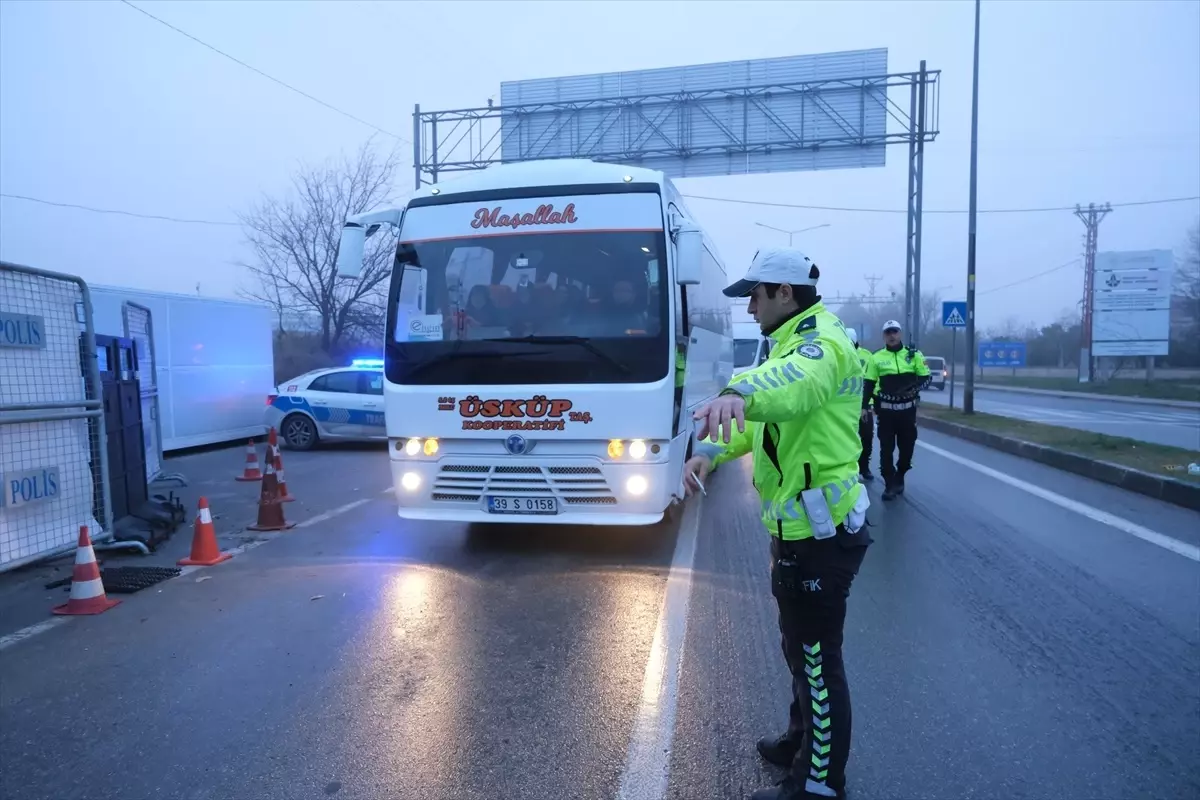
[683,247,871,800]
[865,320,932,500]
[847,327,874,482]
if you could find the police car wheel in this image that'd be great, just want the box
[281,413,318,451]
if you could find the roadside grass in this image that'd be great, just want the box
[975,375,1200,403]
[920,405,1200,484]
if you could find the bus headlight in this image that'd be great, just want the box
[626,475,649,496]
[608,439,625,459]
[401,471,421,492]
[423,438,439,456]
[404,438,421,456]
[628,439,647,460]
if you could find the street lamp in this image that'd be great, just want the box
[754,222,831,246]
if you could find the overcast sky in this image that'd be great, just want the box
[2,0,1198,331]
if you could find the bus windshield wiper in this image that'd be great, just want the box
[491,335,631,375]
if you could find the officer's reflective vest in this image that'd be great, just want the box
[695,304,866,541]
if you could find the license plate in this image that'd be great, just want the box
[486,496,559,515]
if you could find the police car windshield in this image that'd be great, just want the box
[733,339,760,367]
[384,207,669,385]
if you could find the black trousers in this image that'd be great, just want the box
[857,412,874,474]
[876,407,918,479]
[771,528,871,794]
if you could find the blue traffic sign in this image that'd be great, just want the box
[941,301,967,328]
[978,341,1026,368]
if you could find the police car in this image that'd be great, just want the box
[264,359,387,450]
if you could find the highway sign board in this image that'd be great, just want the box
[1091,249,1173,357]
[978,341,1026,368]
[941,301,967,328]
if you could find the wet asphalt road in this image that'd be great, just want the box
[2,430,1199,800]
[921,385,1200,450]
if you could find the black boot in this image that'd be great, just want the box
[881,477,898,501]
[858,466,874,482]
[748,775,846,800]
[895,471,907,495]
[756,733,800,768]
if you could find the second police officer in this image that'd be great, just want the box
[847,327,875,483]
[865,319,932,500]
[683,247,871,800]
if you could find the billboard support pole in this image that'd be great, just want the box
[413,104,422,191]
[911,60,928,349]
[904,80,918,339]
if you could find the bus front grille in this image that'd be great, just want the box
[431,463,615,505]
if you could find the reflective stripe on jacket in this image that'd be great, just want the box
[695,303,866,541]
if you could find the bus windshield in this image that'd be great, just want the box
[384,191,670,386]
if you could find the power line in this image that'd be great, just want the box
[978,258,1081,296]
[0,192,241,226]
[118,0,407,143]
[682,193,1200,215]
[3,190,1196,230]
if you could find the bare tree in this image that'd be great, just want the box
[1178,219,1199,300]
[239,138,401,351]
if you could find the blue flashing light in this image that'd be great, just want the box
[351,358,385,369]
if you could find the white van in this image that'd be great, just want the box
[732,321,769,376]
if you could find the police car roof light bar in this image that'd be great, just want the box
[351,358,384,369]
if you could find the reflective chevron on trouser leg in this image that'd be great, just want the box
[804,641,832,786]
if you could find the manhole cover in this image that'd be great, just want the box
[99,566,182,594]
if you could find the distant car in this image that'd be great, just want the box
[925,356,947,390]
[264,359,387,450]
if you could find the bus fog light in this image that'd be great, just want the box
[608,439,625,459]
[626,475,648,496]
[404,438,421,456]
[400,472,421,492]
[423,438,439,455]
[629,439,647,459]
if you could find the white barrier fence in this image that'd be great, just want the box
[0,261,112,572]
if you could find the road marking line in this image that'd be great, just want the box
[381,486,395,495]
[1,499,378,652]
[296,498,372,528]
[616,496,703,800]
[0,618,70,652]
[917,441,1200,561]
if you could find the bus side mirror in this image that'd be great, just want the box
[336,224,367,278]
[674,223,702,286]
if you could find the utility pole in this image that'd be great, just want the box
[863,274,882,348]
[963,0,982,415]
[1073,202,1112,384]
[864,273,882,303]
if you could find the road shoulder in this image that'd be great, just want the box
[918,407,1200,511]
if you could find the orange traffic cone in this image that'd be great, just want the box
[178,497,232,567]
[268,426,280,460]
[235,439,263,482]
[53,526,121,616]
[248,458,296,532]
[274,451,295,503]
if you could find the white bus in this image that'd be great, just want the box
[335,159,733,526]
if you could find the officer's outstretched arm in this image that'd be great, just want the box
[722,339,840,423]
[913,350,933,391]
[693,420,758,470]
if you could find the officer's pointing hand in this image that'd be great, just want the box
[693,393,746,444]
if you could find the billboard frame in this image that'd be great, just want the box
[411,56,940,345]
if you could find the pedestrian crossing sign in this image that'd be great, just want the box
[942,301,967,328]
